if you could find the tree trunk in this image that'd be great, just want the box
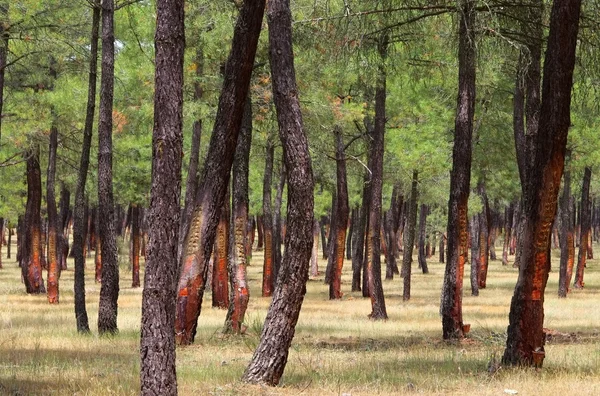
[384,211,396,279]
[140,0,184,391]
[97,0,119,335]
[418,204,429,274]
[346,210,353,260]
[175,0,265,345]
[439,233,445,263]
[310,219,319,277]
[329,125,349,300]
[257,215,264,250]
[558,159,574,297]
[350,205,363,291]
[502,203,515,265]
[470,215,480,296]
[320,216,328,260]
[262,141,275,297]
[242,0,313,383]
[58,185,70,271]
[224,97,252,334]
[477,182,489,288]
[22,148,46,294]
[95,209,102,283]
[402,170,419,301]
[131,204,140,288]
[272,162,286,285]
[441,0,476,340]
[212,198,230,309]
[574,167,591,288]
[503,0,581,367]
[46,125,60,303]
[365,35,389,320]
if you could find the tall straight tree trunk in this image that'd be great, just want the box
[175,0,265,345]
[257,215,264,250]
[502,203,515,265]
[272,163,286,285]
[97,0,119,335]
[384,211,395,279]
[131,204,140,288]
[503,0,581,367]
[224,97,252,334]
[418,204,429,274]
[439,233,445,263]
[58,185,70,271]
[262,141,275,297]
[242,0,313,382]
[178,46,203,263]
[361,129,374,298]
[346,210,353,260]
[46,125,60,303]
[477,182,489,288]
[365,34,389,320]
[22,148,45,294]
[350,205,362,290]
[329,125,349,300]
[402,170,418,301]
[441,0,476,339]
[470,215,480,296]
[94,209,102,283]
[212,197,230,309]
[558,160,574,297]
[310,219,320,276]
[140,0,184,391]
[574,167,591,289]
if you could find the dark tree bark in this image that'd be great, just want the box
[402,170,418,301]
[346,209,353,260]
[212,197,230,309]
[470,215,480,296]
[262,141,275,297]
[502,203,515,266]
[58,185,70,271]
[439,233,445,263]
[242,0,313,383]
[257,215,264,250]
[175,0,265,345]
[139,0,184,392]
[477,182,489,288]
[418,204,429,274]
[329,125,349,299]
[441,0,476,340]
[558,159,574,297]
[131,204,140,288]
[574,167,591,289]
[320,215,329,260]
[178,46,203,263]
[224,97,252,334]
[350,205,363,291]
[7,225,11,259]
[97,0,119,335]
[503,0,581,367]
[94,209,102,283]
[384,211,395,279]
[46,125,60,303]
[22,148,45,294]
[272,162,286,285]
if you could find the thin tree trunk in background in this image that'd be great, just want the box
[46,125,60,303]
[257,215,264,250]
[310,219,319,277]
[58,185,70,271]
[418,204,429,274]
[503,0,581,367]
[384,211,395,279]
[329,125,349,300]
[7,226,11,259]
[140,0,184,390]
[502,203,514,265]
[441,0,476,340]
[439,233,445,263]
[95,209,102,283]
[320,216,328,259]
[558,159,574,297]
[175,0,265,345]
[346,211,353,260]
[351,205,363,291]
[179,46,203,263]
[212,197,229,309]
[477,182,489,288]
[242,0,313,382]
[574,167,591,289]
[272,163,286,286]
[97,0,119,335]
[224,97,252,334]
[262,141,274,297]
[402,170,418,301]
[470,215,480,296]
[131,204,140,288]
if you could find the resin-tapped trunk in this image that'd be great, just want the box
[574,167,591,289]
[262,141,274,297]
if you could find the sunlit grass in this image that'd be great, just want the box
[1,240,600,395]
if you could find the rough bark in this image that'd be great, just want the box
[262,141,275,297]
[350,205,362,290]
[441,0,476,340]
[224,97,252,334]
[212,197,229,309]
[272,162,286,285]
[242,0,313,383]
[97,0,119,335]
[558,161,574,297]
[175,0,265,345]
[140,0,184,392]
[329,125,349,300]
[402,170,418,301]
[46,125,60,303]
[574,167,591,289]
[502,0,581,367]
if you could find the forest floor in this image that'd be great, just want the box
[1,241,600,395]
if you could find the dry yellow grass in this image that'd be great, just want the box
[1,241,600,395]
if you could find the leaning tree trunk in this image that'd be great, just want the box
[97,0,119,335]
[574,167,591,289]
[440,0,476,340]
[22,148,45,294]
[46,125,60,303]
[175,0,265,345]
[329,125,349,300]
[242,0,313,383]
[262,141,275,297]
[140,0,184,391]
[558,160,574,297]
[503,0,581,367]
[131,204,140,288]
[418,204,429,274]
[402,170,418,301]
[224,97,252,334]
